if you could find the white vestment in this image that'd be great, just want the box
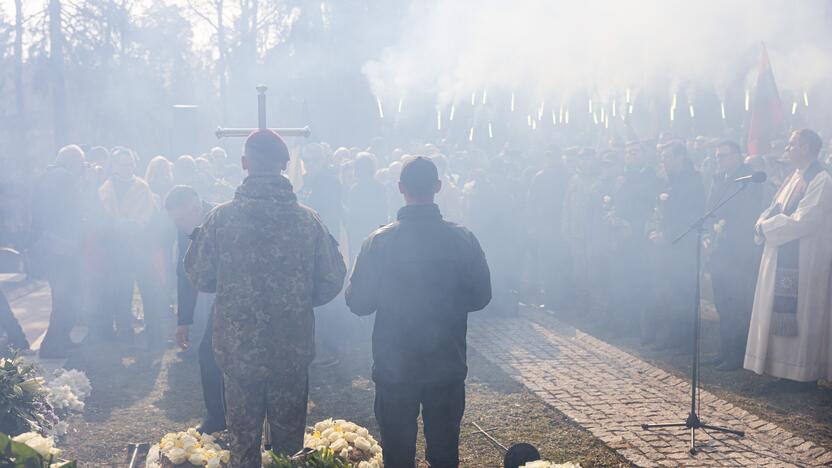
[744,167,832,381]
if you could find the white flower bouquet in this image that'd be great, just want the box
[159,428,230,468]
[303,419,383,468]
[520,461,582,468]
[11,432,62,459]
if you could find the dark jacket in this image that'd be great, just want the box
[176,201,215,326]
[707,164,764,273]
[345,204,491,384]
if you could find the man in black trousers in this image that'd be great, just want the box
[704,140,763,370]
[164,185,225,433]
[346,156,492,468]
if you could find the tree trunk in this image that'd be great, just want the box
[13,0,25,157]
[48,0,68,150]
[216,0,228,124]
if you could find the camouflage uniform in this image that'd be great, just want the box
[185,174,346,467]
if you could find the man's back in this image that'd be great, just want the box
[185,174,345,380]
[346,203,491,384]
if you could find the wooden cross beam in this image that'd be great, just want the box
[215,85,311,139]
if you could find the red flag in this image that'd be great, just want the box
[747,43,786,155]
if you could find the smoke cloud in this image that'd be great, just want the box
[363,0,832,109]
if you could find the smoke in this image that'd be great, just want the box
[363,0,832,109]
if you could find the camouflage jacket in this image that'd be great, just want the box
[185,174,346,380]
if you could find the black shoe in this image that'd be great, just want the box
[198,418,226,434]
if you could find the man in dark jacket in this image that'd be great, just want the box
[31,145,90,358]
[705,140,763,370]
[346,156,492,468]
[164,185,224,433]
[647,142,705,353]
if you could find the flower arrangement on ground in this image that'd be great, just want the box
[520,461,582,468]
[302,419,383,468]
[0,356,58,435]
[0,431,77,467]
[44,369,91,437]
[262,448,354,468]
[159,427,230,468]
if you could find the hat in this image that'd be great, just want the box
[245,129,290,162]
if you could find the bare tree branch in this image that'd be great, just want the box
[187,0,218,30]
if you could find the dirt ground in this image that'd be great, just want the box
[59,314,628,467]
[555,303,832,453]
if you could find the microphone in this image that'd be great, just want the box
[734,171,767,184]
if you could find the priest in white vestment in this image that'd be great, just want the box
[745,129,832,383]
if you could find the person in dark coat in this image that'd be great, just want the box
[607,141,663,339]
[30,145,90,358]
[164,185,225,433]
[704,140,763,370]
[646,142,705,353]
[346,156,492,468]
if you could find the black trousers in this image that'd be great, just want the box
[41,255,81,352]
[374,380,465,468]
[711,266,755,362]
[199,312,225,424]
[0,289,28,351]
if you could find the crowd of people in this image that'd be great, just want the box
[1,124,830,465]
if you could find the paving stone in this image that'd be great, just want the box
[467,310,829,467]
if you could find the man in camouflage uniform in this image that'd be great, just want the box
[185,130,346,466]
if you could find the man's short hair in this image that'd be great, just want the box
[244,130,290,170]
[354,152,378,179]
[717,139,742,155]
[400,156,439,199]
[795,129,823,159]
[164,185,200,211]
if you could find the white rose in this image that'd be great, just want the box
[189,452,206,465]
[357,427,369,438]
[354,437,372,452]
[370,444,382,456]
[220,450,231,464]
[206,458,221,468]
[327,431,342,443]
[330,437,349,452]
[343,432,358,443]
[340,448,350,459]
[167,448,188,465]
[358,462,371,468]
[315,419,334,432]
[320,428,335,440]
[520,461,552,468]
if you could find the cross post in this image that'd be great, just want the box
[215,85,311,139]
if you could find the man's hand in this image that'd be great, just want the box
[648,230,666,245]
[175,325,191,350]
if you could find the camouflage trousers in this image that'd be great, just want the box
[224,366,309,467]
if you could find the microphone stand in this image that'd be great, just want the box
[641,180,750,454]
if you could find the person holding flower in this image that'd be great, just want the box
[703,140,763,371]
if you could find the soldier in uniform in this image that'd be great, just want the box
[185,130,346,466]
[346,156,491,468]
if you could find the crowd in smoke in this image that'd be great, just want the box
[2,120,828,382]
